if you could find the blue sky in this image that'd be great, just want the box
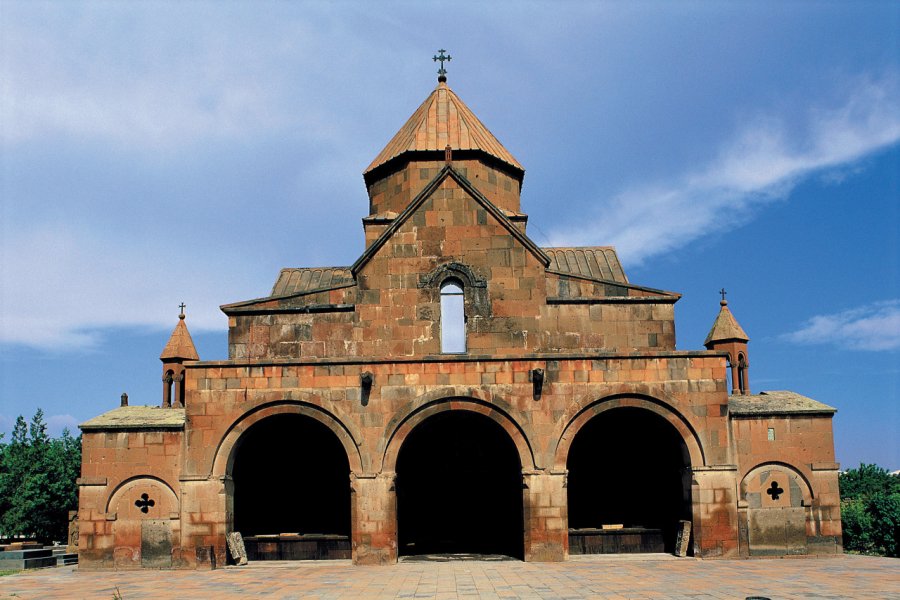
[1,1,898,469]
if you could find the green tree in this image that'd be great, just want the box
[839,463,900,557]
[0,410,81,543]
[0,416,31,538]
[840,463,900,499]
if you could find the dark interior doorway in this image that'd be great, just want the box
[396,410,524,558]
[232,414,350,539]
[566,407,691,553]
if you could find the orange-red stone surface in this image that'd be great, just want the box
[78,80,840,570]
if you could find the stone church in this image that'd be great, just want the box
[77,66,842,569]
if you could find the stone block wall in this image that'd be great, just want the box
[78,429,184,569]
[366,158,522,218]
[731,415,842,556]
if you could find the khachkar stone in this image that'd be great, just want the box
[67,510,79,554]
[675,519,691,557]
[227,531,248,566]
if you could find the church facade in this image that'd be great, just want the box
[78,72,842,569]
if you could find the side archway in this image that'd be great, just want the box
[558,397,700,555]
[553,394,705,470]
[212,400,363,478]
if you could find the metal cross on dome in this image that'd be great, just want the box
[433,49,451,81]
[179,302,186,317]
[719,288,727,302]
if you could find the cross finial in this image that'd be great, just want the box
[719,288,727,305]
[179,302,186,319]
[433,49,451,82]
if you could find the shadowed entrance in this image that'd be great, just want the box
[567,407,691,554]
[396,411,524,558]
[231,414,350,558]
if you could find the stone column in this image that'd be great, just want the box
[522,470,568,562]
[351,472,397,565]
[179,477,228,569]
[691,466,740,558]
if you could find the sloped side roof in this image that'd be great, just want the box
[543,247,629,284]
[704,302,750,346]
[160,318,199,361]
[81,406,186,431]
[272,267,354,296]
[365,81,523,175]
[729,391,836,416]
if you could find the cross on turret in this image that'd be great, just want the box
[719,288,727,303]
[433,49,451,82]
[179,302,186,319]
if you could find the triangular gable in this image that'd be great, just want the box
[351,164,550,275]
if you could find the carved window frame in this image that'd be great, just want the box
[419,262,489,354]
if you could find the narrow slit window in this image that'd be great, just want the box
[440,281,466,353]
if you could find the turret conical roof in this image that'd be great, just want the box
[160,315,199,361]
[704,300,750,347]
[364,81,523,176]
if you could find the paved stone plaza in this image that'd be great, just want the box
[1,555,898,599]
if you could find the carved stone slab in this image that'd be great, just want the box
[67,510,79,554]
[227,531,248,565]
[675,519,691,557]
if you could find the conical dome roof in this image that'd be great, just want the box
[160,315,199,361]
[704,300,750,347]
[364,81,523,176]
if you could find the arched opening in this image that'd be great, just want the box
[566,407,692,554]
[737,353,747,394]
[163,370,174,407]
[440,280,465,353]
[396,410,523,558]
[231,413,351,560]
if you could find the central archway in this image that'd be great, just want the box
[396,411,524,558]
[566,407,692,554]
[231,413,351,559]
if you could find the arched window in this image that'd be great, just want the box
[737,353,747,394]
[440,280,466,353]
[163,370,174,408]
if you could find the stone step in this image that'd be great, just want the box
[0,555,58,570]
[56,553,78,566]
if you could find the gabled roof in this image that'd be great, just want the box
[704,301,749,346]
[160,316,199,361]
[544,247,629,284]
[272,267,354,296]
[364,81,523,177]
[352,164,550,276]
[81,406,186,431]
[729,391,836,416]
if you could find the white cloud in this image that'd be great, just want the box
[549,73,900,265]
[0,224,251,349]
[782,300,900,351]
[0,5,376,150]
[47,414,80,436]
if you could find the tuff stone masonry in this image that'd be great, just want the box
[78,76,842,569]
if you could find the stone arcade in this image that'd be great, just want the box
[78,69,842,569]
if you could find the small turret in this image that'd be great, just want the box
[704,290,750,395]
[160,304,199,408]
